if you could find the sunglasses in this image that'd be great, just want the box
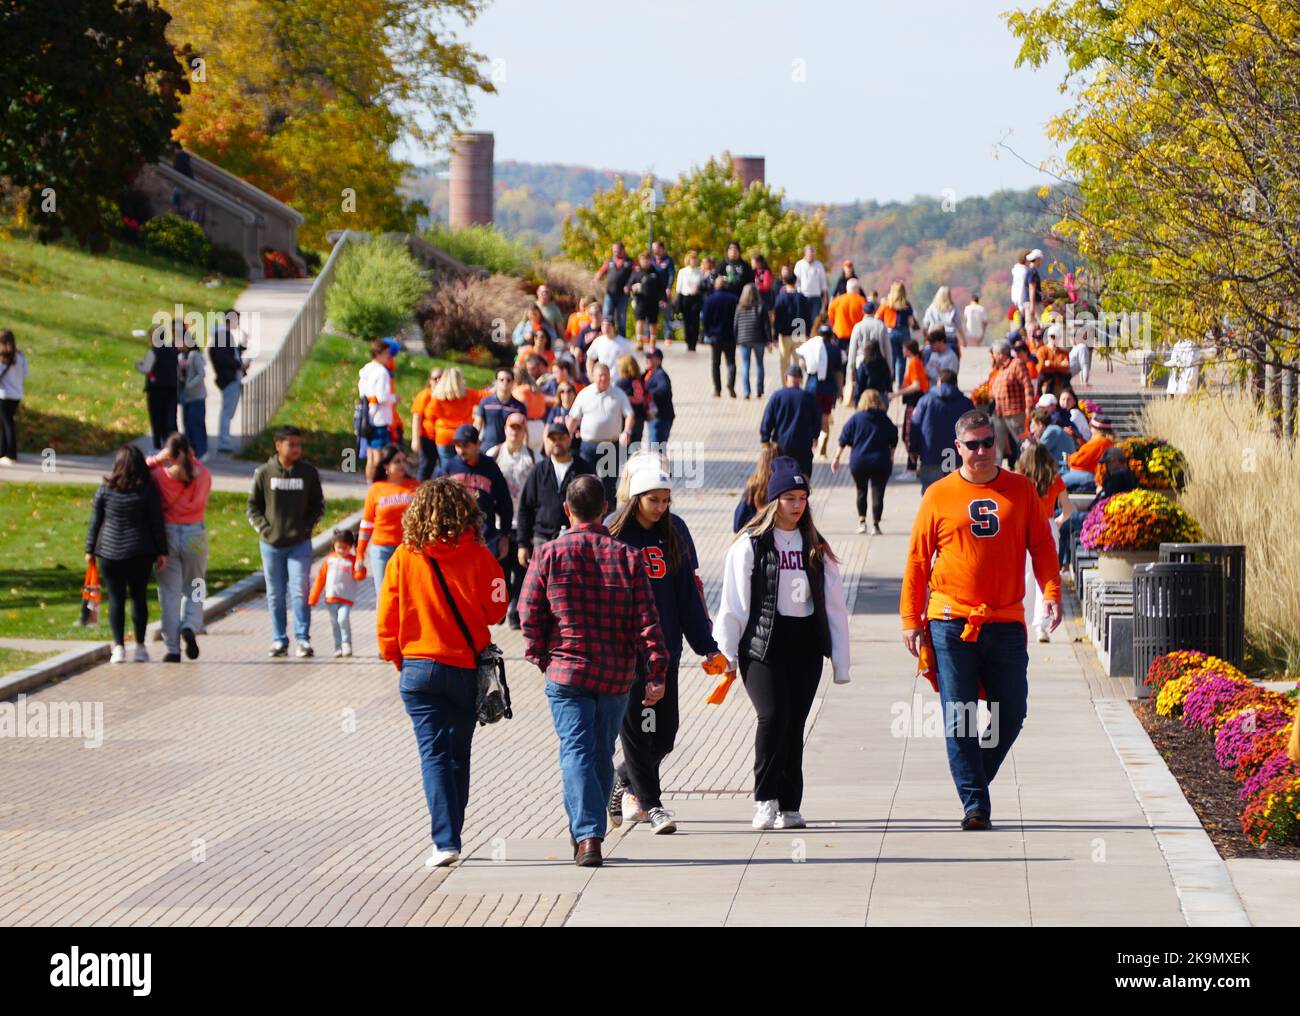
[960,437,997,451]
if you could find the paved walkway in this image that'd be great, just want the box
[0,340,1246,927]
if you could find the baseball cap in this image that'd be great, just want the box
[1027,249,1044,262]
[1036,393,1059,408]
[453,423,479,443]
[545,419,570,435]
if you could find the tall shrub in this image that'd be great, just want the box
[326,237,428,341]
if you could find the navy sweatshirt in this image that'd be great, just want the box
[611,513,717,660]
[760,386,821,458]
[438,453,513,547]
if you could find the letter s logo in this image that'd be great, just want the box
[642,546,667,579]
[968,498,1001,538]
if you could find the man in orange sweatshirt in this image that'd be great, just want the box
[900,409,1061,829]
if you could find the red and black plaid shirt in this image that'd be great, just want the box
[991,359,1034,418]
[519,522,668,695]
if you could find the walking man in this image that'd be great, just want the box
[760,365,821,476]
[519,475,668,867]
[247,425,325,658]
[900,410,1060,829]
[566,360,634,511]
[988,339,1034,467]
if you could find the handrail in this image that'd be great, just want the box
[238,229,357,443]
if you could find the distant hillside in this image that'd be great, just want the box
[403,161,1071,313]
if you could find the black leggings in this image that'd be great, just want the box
[679,294,702,350]
[851,462,891,524]
[740,614,823,811]
[503,536,527,619]
[99,555,155,645]
[710,338,736,395]
[0,398,18,459]
[617,654,681,810]
[146,389,177,450]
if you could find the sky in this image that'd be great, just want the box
[402,0,1070,206]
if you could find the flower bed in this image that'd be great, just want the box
[1079,489,1202,552]
[1108,437,1189,492]
[1143,650,1300,846]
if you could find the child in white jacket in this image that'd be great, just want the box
[309,529,362,656]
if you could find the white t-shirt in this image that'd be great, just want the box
[488,442,536,510]
[567,384,632,441]
[586,335,636,370]
[793,258,827,299]
[358,360,396,426]
[964,302,988,340]
[1010,263,1027,307]
[552,457,573,487]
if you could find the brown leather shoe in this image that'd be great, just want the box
[574,838,602,867]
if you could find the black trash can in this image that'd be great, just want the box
[1132,562,1224,698]
[1159,543,1246,669]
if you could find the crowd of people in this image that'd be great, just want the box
[69,237,1105,871]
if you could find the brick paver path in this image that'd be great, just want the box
[0,340,1189,926]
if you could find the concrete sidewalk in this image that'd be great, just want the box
[0,338,1245,926]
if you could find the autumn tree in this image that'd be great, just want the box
[1006,0,1300,379]
[164,0,495,249]
[0,0,191,250]
[561,153,826,271]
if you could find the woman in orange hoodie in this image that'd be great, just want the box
[379,477,507,867]
[355,444,420,598]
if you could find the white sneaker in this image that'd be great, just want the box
[622,791,647,825]
[752,800,778,830]
[647,807,677,834]
[856,519,867,534]
[1036,625,1050,644]
[775,810,806,829]
[0,456,14,466]
[295,640,314,658]
[132,644,149,663]
[333,648,343,658]
[425,849,460,868]
[109,644,126,664]
[340,643,352,658]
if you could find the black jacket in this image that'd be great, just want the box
[86,483,166,560]
[702,290,739,344]
[516,455,595,547]
[739,529,831,663]
[209,334,246,390]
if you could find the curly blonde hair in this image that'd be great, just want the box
[401,478,484,550]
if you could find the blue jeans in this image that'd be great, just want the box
[545,679,629,842]
[217,382,241,451]
[739,343,766,396]
[182,398,207,458]
[400,658,477,852]
[259,540,312,644]
[603,292,629,337]
[327,602,352,650]
[646,417,673,448]
[369,542,399,600]
[890,332,907,388]
[928,619,1029,818]
[1059,509,1085,566]
[1062,468,1096,493]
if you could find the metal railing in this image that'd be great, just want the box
[238,230,357,441]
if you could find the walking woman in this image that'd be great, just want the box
[411,366,482,479]
[735,283,772,399]
[922,285,965,353]
[714,457,851,830]
[1015,442,1073,644]
[178,326,208,459]
[888,339,930,472]
[0,329,28,464]
[832,389,898,535]
[355,443,420,598]
[607,459,727,833]
[85,445,167,663]
[147,433,211,662]
[614,353,651,446]
[673,251,706,351]
[377,478,507,868]
[876,281,921,390]
[734,441,780,532]
[851,340,892,406]
[488,412,537,629]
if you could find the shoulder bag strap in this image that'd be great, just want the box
[425,555,480,657]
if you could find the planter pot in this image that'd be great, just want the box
[1097,550,1160,581]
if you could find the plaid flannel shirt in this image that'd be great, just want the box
[519,522,668,695]
[991,359,1034,419]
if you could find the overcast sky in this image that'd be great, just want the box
[403,0,1069,205]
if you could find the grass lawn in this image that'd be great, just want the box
[0,225,247,455]
[0,647,58,674]
[0,482,361,641]
[238,331,495,469]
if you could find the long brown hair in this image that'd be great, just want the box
[163,432,195,486]
[103,444,149,492]
[607,493,682,573]
[0,329,15,366]
[743,442,781,510]
[1015,441,1058,498]
[738,494,838,566]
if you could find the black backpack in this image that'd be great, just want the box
[353,399,373,441]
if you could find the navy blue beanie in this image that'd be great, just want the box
[766,456,810,501]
